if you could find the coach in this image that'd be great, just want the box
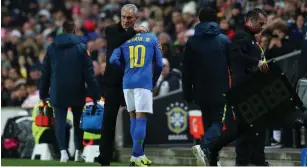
[95,4,149,166]
[40,20,101,162]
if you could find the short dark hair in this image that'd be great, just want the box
[245,8,267,23]
[198,7,217,22]
[62,20,75,33]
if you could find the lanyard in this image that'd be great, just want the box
[256,42,267,62]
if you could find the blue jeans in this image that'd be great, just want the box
[200,104,224,147]
[54,106,83,151]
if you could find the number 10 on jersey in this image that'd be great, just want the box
[129,45,146,68]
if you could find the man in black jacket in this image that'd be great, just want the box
[40,20,101,162]
[230,8,270,166]
[182,7,231,166]
[95,4,149,166]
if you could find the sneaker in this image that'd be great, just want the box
[74,150,84,162]
[217,160,222,167]
[192,145,209,166]
[135,159,147,167]
[212,152,221,167]
[139,157,152,166]
[60,150,69,162]
[129,158,136,166]
[265,138,282,148]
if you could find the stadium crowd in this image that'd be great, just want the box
[1,0,306,148]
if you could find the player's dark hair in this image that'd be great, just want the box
[62,20,76,33]
[198,7,217,22]
[245,8,267,23]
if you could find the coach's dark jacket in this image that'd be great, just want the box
[40,33,100,107]
[183,22,231,105]
[229,25,262,86]
[102,23,137,88]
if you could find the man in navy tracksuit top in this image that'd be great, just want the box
[110,32,163,166]
[182,7,231,166]
[40,20,100,162]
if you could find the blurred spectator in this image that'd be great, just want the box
[259,35,270,52]
[29,64,42,86]
[9,82,28,106]
[228,2,245,30]
[265,21,297,59]
[165,9,183,40]
[155,58,181,96]
[158,32,174,59]
[290,14,305,42]
[182,1,197,29]
[219,16,235,39]
[2,78,15,106]
[9,68,21,81]
[86,60,105,98]
[21,80,40,109]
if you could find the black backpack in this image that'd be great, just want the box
[2,116,35,158]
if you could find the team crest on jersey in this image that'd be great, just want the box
[166,102,188,134]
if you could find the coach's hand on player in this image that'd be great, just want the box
[258,60,269,73]
[134,26,148,33]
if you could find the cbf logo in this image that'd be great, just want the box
[166,102,189,140]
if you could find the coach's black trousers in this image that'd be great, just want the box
[210,108,267,166]
[99,86,123,165]
[235,131,266,165]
